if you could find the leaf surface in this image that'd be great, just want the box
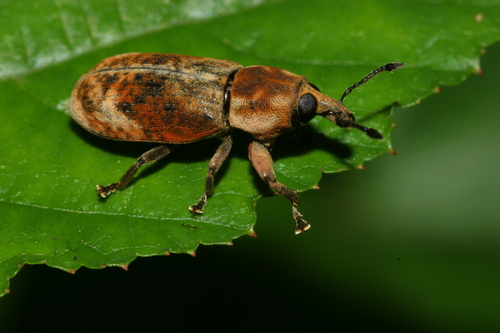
[1,0,499,296]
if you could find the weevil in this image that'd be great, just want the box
[69,53,404,234]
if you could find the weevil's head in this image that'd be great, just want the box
[294,83,383,139]
[294,62,405,139]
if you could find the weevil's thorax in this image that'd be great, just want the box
[229,66,307,143]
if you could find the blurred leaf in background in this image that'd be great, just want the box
[0,0,499,331]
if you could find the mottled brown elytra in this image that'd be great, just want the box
[70,53,404,234]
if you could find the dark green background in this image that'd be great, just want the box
[2,38,499,333]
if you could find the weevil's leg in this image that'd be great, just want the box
[190,135,233,214]
[248,141,310,234]
[96,144,176,198]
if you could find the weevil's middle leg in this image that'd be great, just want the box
[96,144,176,197]
[249,141,310,234]
[190,135,233,214]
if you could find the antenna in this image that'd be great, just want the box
[340,62,405,102]
[350,123,383,139]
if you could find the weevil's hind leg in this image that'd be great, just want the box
[190,135,233,214]
[96,144,176,198]
[248,141,310,234]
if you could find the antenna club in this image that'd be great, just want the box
[366,128,383,139]
[386,62,405,71]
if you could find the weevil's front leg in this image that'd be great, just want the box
[97,144,176,197]
[190,135,233,214]
[248,141,310,234]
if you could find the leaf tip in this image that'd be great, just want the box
[121,264,129,271]
[188,251,197,258]
[391,148,398,156]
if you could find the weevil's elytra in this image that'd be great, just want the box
[70,53,404,234]
[72,53,243,143]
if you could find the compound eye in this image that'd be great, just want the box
[298,93,318,124]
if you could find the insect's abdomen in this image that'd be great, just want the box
[70,53,243,143]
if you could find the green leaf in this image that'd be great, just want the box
[0,0,499,297]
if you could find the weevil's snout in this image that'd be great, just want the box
[317,95,383,140]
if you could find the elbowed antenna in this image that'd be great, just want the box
[335,62,405,139]
[340,62,405,102]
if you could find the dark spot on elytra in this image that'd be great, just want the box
[163,102,177,114]
[191,62,210,73]
[78,81,99,113]
[81,95,96,112]
[100,74,118,94]
[134,73,143,81]
[104,74,118,83]
[144,79,165,96]
[133,94,146,105]
[78,81,91,96]
[141,127,153,139]
[141,54,170,66]
[156,75,171,82]
[116,101,137,115]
